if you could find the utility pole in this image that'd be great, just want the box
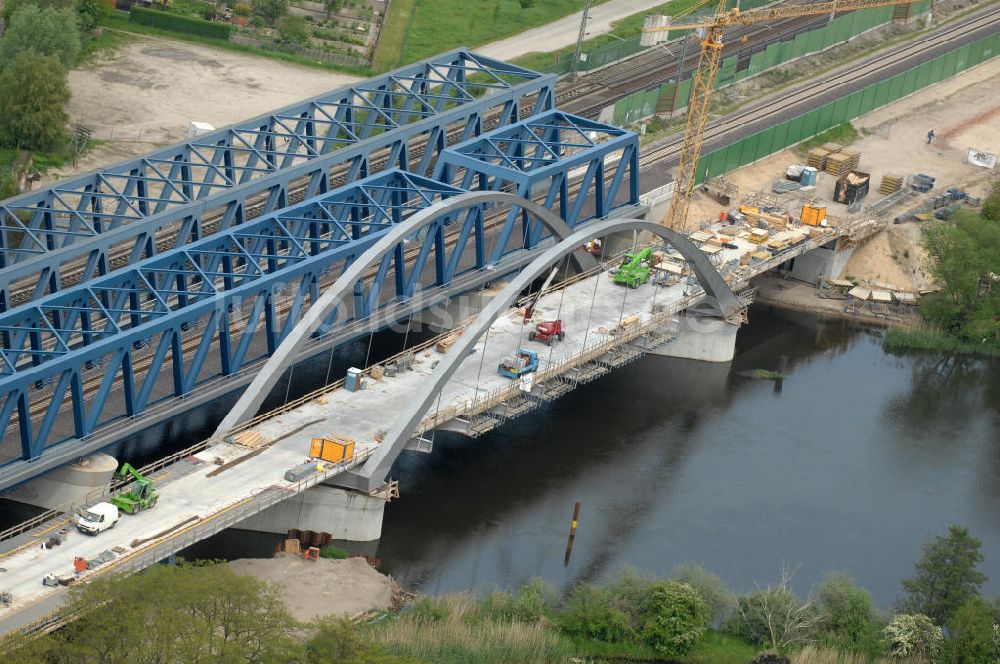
[569,0,594,80]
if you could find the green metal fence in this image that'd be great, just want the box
[694,31,1000,183]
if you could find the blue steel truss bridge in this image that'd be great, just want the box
[0,51,640,492]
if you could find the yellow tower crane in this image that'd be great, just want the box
[648,0,922,230]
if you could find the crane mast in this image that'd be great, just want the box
[656,0,922,230]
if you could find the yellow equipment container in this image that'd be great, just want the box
[310,436,355,464]
[801,204,827,226]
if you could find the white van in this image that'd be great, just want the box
[76,502,119,535]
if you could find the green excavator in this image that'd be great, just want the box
[109,463,159,515]
[613,247,654,288]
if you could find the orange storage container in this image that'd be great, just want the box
[801,204,826,226]
[309,437,355,463]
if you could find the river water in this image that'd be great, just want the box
[374,305,1000,608]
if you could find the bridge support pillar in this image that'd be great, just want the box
[649,312,739,363]
[237,484,387,542]
[784,239,854,285]
[2,453,118,510]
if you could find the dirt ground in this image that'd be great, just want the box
[229,554,394,622]
[688,55,1000,293]
[52,36,360,182]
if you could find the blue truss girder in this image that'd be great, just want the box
[435,110,640,245]
[0,157,615,462]
[0,49,555,311]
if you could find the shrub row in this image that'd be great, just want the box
[129,6,232,40]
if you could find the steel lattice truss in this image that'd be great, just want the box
[0,50,553,311]
[435,110,639,246]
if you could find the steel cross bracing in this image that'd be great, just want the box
[435,110,639,244]
[0,108,636,468]
[0,50,554,311]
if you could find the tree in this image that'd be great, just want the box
[20,562,302,663]
[901,525,988,625]
[0,0,73,26]
[638,581,711,657]
[883,613,943,659]
[921,211,1000,342]
[0,5,82,68]
[815,572,879,653]
[944,598,998,663]
[672,562,735,627]
[0,53,71,151]
[981,182,1000,222]
[726,565,823,651]
[277,14,309,44]
[76,0,106,31]
[252,0,289,21]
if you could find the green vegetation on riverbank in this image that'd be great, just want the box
[887,183,1000,357]
[3,525,997,663]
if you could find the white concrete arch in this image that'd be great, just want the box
[340,217,740,491]
[215,192,598,435]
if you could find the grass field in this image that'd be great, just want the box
[797,122,860,153]
[381,0,600,69]
[513,0,710,71]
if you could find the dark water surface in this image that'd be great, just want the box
[375,305,1000,608]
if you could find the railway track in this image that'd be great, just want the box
[555,12,833,114]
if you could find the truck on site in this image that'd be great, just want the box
[613,248,654,288]
[109,463,158,515]
[528,320,565,345]
[75,502,119,535]
[498,349,538,379]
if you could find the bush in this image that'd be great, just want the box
[638,581,710,657]
[559,583,635,643]
[478,579,556,623]
[727,581,821,651]
[277,13,309,44]
[129,6,233,39]
[815,572,880,653]
[945,598,998,663]
[882,613,942,659]
[318,545,347,559]
[672,562,735,627]
[252,0,288,21]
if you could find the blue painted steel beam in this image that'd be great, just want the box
[0,147,630,462]
[0,50,554,311]
[435,110,639,246]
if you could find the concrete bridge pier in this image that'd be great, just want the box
[237,483,389,542]
[784,238,854,285]
[2,453,118,510]
[647,311,739,363]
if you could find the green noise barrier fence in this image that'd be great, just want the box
[694,29,999,183]
[611,2,932,125]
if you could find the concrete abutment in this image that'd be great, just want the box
[237,484,387,542]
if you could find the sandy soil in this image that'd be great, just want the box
[754,273,921,325]
[229,554,394,622]
[52,36,360,182]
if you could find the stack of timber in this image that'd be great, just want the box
[435,324,468,353]
[879,173,904,194]
[231,430,268,449]
[825,149,860,176]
